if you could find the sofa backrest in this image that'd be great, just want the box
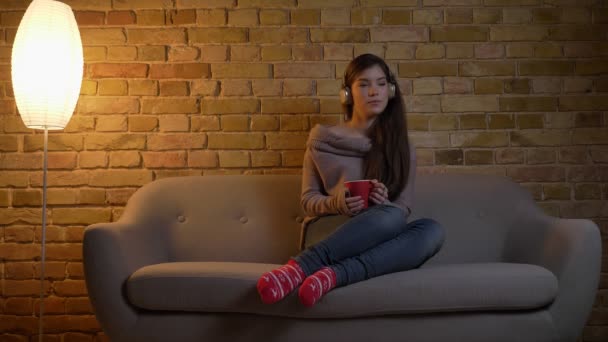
[120,175,305,264]
[409,172,545,267]
[118,173,545,265]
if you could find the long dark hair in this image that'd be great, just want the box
[342,53,410,201]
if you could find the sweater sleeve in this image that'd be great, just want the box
[300,147,350,217]
[389,143,417,217]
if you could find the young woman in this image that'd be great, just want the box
[257,53,445,307]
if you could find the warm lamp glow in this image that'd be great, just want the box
[11,0,83,130]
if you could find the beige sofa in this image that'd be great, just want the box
[83,173,601,342]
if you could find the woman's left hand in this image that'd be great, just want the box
[370,179,389,205]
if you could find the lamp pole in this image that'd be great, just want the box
[39,127,48,342]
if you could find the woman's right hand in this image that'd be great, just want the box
[344,192,365,216]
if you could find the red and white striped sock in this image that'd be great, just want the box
[298,267,337,307]
[257,259,305,304]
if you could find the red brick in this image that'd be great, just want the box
[74,11,105,26]
[575,184,602,200]
[568,166,608,182]
[188,151,218,168]
[67,263,85,279]
[399,62,457,77]
[0,10,24,26]
[129,115,158,132]
[560,96,608,111]
[149,63,210,79]
[129,28,185,44]
[65,297,93,314]
[460,61,515,76]
[435,149,463,165]
[190,28,248,43]
[444,78,472,94]
[47,153,78,169]
[560,201,605,219]
[4,298,33,315]
[136,10,166,25]
[85,133,146,150]
[45,244,83,261]
[431,26,487,42]
[290,46,323,61]
[0,315,37,337]
[54,280,88,297]
[474,44,504,58]
[274,63,332,78]
[261,98,318,113]
[496,148,525,164]
[166,9,196,25]
[371,27,427,42]
[43,315,100,333]
[520,61,575,76]
[549,26,605,41]
[527,148,556,164]
[88,63,148,78]
[0,153,42,170]
[168,46,200,62]
[560,147,590,164]
[80,28,126,45]
[107,11,136,25]
[142,97,199,114]
[507,166,565,182]
[34,262,66,280]
[4,280,51,296]
[0,135,18,151]
[590,147,608,163]
[106,188,137,205]
[35,296,66,315]
[147,134,206,150]
[499,97,557,112]
[64,227,86,243]
[142,152,187,168]
[63,332,94,341]
[266,132,308,149]
[5,262,34,280]
[0,99,15,114]
[52,209,108,227]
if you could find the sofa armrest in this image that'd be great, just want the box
[503,213,602,342]
[83,221,169,338]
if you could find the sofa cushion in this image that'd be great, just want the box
[126,261,558,319]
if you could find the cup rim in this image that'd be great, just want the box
[344,179,372,184]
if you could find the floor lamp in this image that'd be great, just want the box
[11,0,83,340]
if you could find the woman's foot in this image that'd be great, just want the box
[257,259,305,304]
[298,267,336,307]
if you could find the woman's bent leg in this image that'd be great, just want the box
[295,205,407,276]
[332,218,445,286]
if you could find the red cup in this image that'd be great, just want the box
[344,180,374,208]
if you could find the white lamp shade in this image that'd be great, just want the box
[11,0,83,130]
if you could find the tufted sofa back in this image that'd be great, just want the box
[119,175,305,263]
[118,173,545,265]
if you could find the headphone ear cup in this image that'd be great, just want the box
[388,83,396,99]
[339,86,353,105]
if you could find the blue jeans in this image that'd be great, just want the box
[294,204,445,287]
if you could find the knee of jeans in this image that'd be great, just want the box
[373,205,408,236]
[423,219,446,252]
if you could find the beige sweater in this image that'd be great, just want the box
[300,123,417,225]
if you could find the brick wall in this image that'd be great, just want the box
[0,0,607,340]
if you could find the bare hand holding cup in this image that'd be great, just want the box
[369,179,389,205]
[344,180,374,216]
